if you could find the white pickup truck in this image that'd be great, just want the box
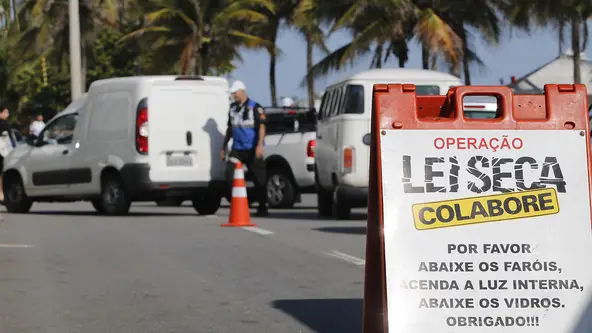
[260,107,317,208]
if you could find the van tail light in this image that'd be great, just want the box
[136,107,148,153]
[343,147,354,173]
[307,140,315,157]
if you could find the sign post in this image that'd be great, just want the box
[363,84,592,332]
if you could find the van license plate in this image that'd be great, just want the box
[166,155,193,167]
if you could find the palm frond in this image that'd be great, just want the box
[119,26,171,43]
[146,8,194,27]
[415,8,461,63]
[217,9,268,24]
[300,41,371,87]
[229,29,275,49]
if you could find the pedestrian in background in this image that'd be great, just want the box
[0,107,11,203]
[221,80,269,217]
[29,113,45,137]
[281,97,296,107]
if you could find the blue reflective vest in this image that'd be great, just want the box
[229,99,260,150]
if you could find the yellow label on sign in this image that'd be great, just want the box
[412,188,559,230]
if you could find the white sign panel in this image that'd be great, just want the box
[380,129,592,333]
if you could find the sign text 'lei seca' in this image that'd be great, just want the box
[399,135,567,230]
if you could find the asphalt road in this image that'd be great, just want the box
[0,195,367,333]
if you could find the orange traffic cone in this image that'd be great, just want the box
[222,161,257,227]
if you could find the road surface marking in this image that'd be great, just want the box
[204,215,219,218]
[243,226,274,235]
[0,244,33,248]
[324,250,365,266]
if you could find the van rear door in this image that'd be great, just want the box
[148,78,229,183]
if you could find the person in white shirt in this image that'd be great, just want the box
[281,97,296,107]
[29,113,45,137]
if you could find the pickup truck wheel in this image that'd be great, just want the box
[3,176,33,214]
[332,191,351,220]
[266,171,296,208]
[100,175,131,215]
[192,194,221,215]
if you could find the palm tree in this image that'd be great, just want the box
[301,0,463,81]
[250,0,300,107]
[293,0,328,108]
[11,0,117,89]
[431,0,501,84]
[121,0,274,76]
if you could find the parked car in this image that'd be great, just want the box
[2,75,230,215]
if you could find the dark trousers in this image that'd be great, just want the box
[225,149,267,209]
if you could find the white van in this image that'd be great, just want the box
[315,68,471,219]
[2,75,229,215]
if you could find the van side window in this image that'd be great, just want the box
[344,84,364,114]
[334,85,347,115]
[330,87,343,117]
[322,91,334,119]
[39,114,78,145]
[318,92,330,120]
[327,89,336,117]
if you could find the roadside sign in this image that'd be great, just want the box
[363,84,592,333]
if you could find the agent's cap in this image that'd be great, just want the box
[229,80,246,93]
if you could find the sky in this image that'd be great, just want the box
[230,22,592,106]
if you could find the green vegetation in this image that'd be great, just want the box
[0,0,588,127]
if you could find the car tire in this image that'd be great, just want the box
[315,169,332,217]
[100,174,131,215]
[266,170,296,209]
[91,199,105,213]
[332,190,351,220]
[3,175,33,214]
[192,193,221,215]
[317,188,333,217]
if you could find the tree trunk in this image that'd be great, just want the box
[201,42,209,75]
[449,61,461,78]
[135,14,144,74]
[559,23,565,55]
[398,57,405,68]
[422,45,429,69]
[375,44,383,68]
[190,40,199,75]
[267,18,280,107]
[461,27,471,85]
[430,55,437,70]
[10,0,18,30]
[269,51,277,106]
[392,39,408,68]
[188,56,196,75]
[118,0,126,26]
[81,43,87,91]
[306,32,315,109]
[572,15,582,84]
[268,21,279,107]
